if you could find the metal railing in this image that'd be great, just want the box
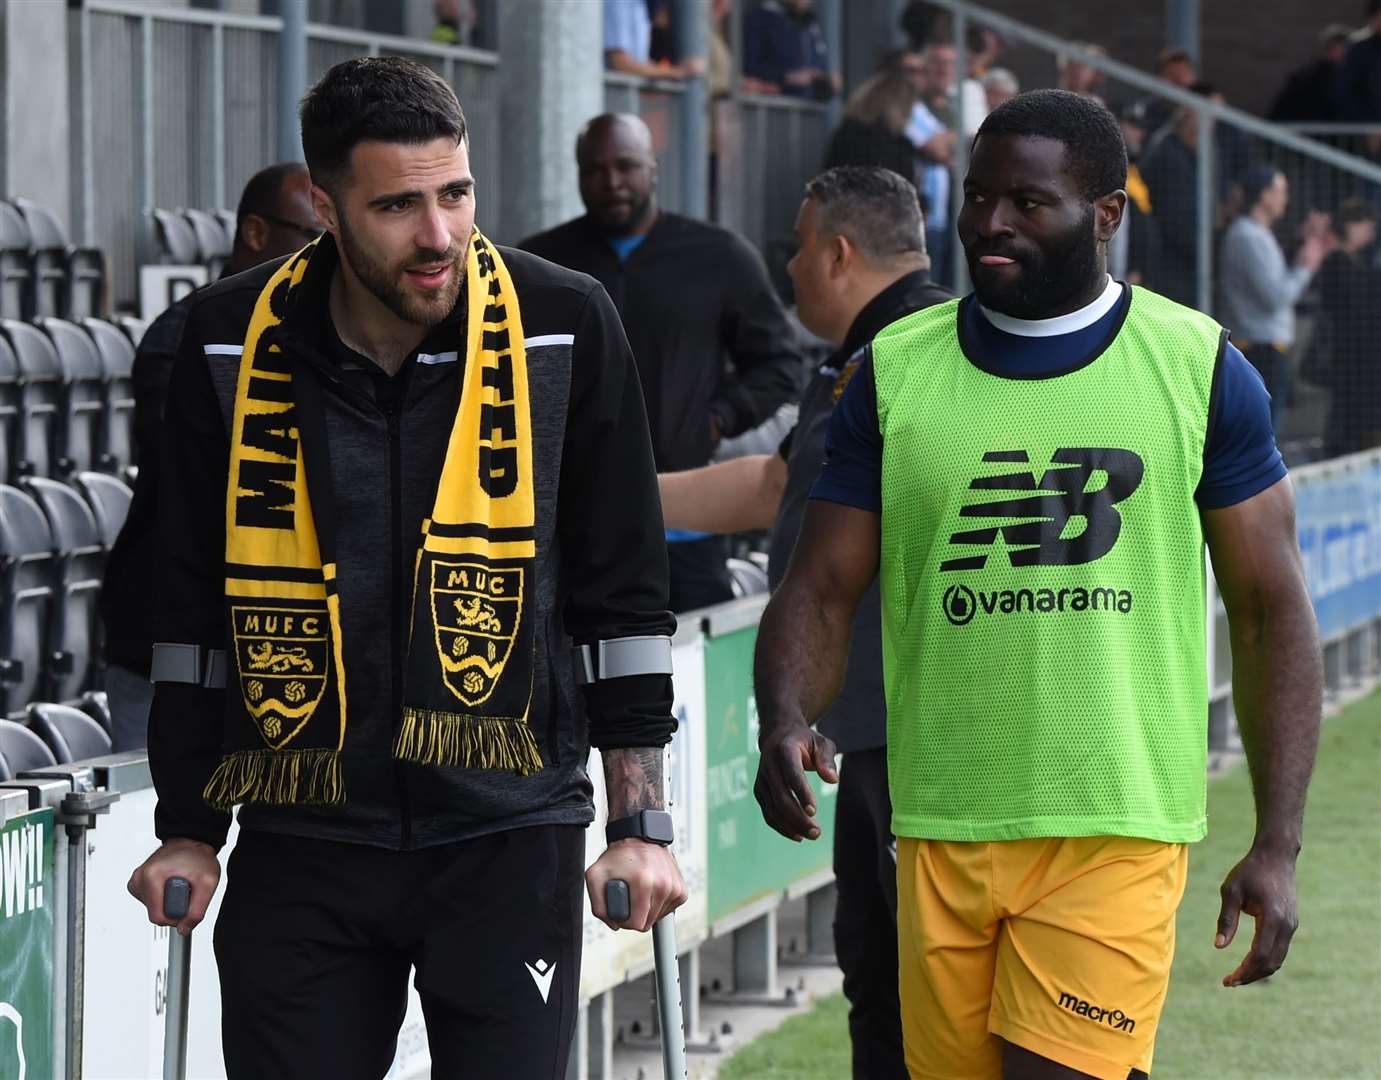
[933,0,1381,464]
[714,93,831,296]
[74,1,500,308]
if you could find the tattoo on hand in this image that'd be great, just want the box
[604,747,665,818]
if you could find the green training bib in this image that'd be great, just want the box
[873,287,1220,843]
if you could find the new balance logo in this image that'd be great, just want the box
[525,958,556,1004]
[940,448,1144,572]
[1057,991,1137,1033]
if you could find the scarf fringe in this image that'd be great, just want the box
[202,748,345,811]
[394,708,543,776]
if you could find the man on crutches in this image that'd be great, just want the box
[128,56,687,1079]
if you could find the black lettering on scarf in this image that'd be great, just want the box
[236,460,297,529]
[241,408,299,461]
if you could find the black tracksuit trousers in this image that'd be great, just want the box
[213,824,585,1080]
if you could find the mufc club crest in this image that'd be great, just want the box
[430,561,523,706]
[231,604,330,748]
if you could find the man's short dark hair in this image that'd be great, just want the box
[804,166,928,266]
[1157,47,1193,69]
[235,162,307,240]
[975,89,1128,202]
[299,56,467,191]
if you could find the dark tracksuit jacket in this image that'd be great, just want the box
[148,237,676,851]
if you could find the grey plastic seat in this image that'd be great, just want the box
[0,319,61,478]
[184,208,232,278]
[150,208,200,265]
[73,471,132,548]
[0,201,31,320]
[0,484,54,714]
[26,701,112,763]
[213,208,237,249]
[79,688,111,735]
[81,318,136,472]
[726,557,769,598]
[0,333,18,484]
[37,317,105,475]
[0,717,57,774]
[114,316,147,348]
[22,477,103,699]
[11,198,71,319]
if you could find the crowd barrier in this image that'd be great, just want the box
[3,448,1379,1080]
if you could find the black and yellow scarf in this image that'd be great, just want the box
[204,230,542,810]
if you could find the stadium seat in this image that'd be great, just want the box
[150,208,200,265]
[21,477,104,700]
[66,248,107,321]
[10,198,73,319]
[0,332,18,484]
[213,208,237,249]
[0,319,60,478]
[80,318,136,471]
[114,315,147,348]
[73,471,132,548]
[184,208,231,278]
[726,557,769,598]
[0,717,57,776]
[78,689,111,736]
[0,484,54,716]
[37,317,105,474]
[25,702,112,763]
[0,200,31,320]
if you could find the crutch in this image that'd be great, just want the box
[162,877,193,1080]
[606,879,687,1080]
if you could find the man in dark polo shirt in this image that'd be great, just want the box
[520,113,802,612]
[658,167,949,1079]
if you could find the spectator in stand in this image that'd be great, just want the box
[427,0,474,46]
[1269,25,1352,121]
[520,114,801,611]
[901,44,959,285]
[1220,165,1335,428]
[823,72,920,183]
[1111,101,1158,284]
[1057,42,1109,105]
[648,0,674,65]
[1337,0,1381,123]
[741,1,822,97]
[1315,198,1380,454]
[742,0,840,101]
[100,163,324,752]
[1139,101,1202,305]
[983,68,1020,112]
[604,0,706,80]
[1140,46,1198,137]
[959,25,1003,135]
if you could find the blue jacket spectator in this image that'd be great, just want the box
[743,0,837,101]
[604,0,706,80]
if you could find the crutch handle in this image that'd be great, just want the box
[164,876,192,921]
[163,877,193,1080]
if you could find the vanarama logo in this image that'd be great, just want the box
[942,583,1132,626]
[1057,991,1136,1034]
[939,448,1141,626]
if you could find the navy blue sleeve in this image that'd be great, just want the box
[1196,342,1288,509]
[809,351,882,513]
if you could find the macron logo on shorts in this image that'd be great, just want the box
[1057,991,1136,1033]
[525,958,556,1004]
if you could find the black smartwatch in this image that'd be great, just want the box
[605,809,674,847]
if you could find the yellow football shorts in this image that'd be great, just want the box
[897,835,1189,1080]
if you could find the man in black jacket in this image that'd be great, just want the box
[101,162,323,752]
[127,58,686,1079]
[520,113,802,612]
[658,167,950,1080]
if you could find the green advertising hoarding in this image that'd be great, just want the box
[0,807,55,1080]
[704,621,835,924]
